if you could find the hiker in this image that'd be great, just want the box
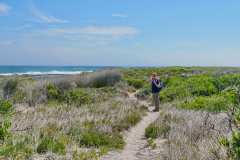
[151,73,163,112]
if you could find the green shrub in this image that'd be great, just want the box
[160,75,218,102]
[79,130,124,149]
[135,88,151,100]
[234,108,240,125]
[145,122,170,139]
[186,76,217,96]
[113,111,142,131]
[37,136,66,155]
[0,141,33,159]
[221,131,240,160]
[125,78,145,89]
[231,132,240,159]
[68,127,82,144]
[0,100,13,114]
[65,89,92,106]
[179,95,230,112]
[214,74,240,91]
[0,120,11,142]
[91,71,122,88]
[73,150,99,160]
[125,112,142,127]
[221,87,239,105]
[46,83,61,100]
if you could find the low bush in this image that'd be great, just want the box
[37,136,66,155]
[220,131,240,160]
[160,75,218,102]
[55,79,76,92]
[221,87,239,105]
[0,100,13,114]
[234,107,240,125]
[214,74,240,91]
[0,140,33,159]
[113,111,142,131]
[73,150,99,160]
[46,83,61,100]
[135,87,151,100]
[79,130,124,149]
[76,70,122,88]
[145,121,170,139]
[125,78,145,89]
[178,95,230,112]
[187,76,217,96]
[0,120,11,143]
[65,89,92,106]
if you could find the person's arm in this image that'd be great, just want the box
[153,80,161,88]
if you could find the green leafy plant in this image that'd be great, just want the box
[65,89,92,106]
[0,120,11,143]
[0,100,13,114]
[220,132,240,160]
[125,78,145,89]
[145,122,170,139]
[37,136,66,155]
[46,83,61,100]
[113,111,142,131]
[0,139,33,159]
[73,150,99,160]
[79,130,124,149]
[179,95,230,112]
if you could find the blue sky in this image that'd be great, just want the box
[1,0,240,66]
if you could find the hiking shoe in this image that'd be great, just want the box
[152,108,159,112]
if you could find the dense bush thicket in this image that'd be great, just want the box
[123,68,240,160]
[156,74,240,112]
[179,95,230,112]
[76,70,122,88]
[1,70,121,107]
[125,78,145,89]
[124,68,240,113]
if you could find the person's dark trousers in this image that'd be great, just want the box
[152,92,160,111]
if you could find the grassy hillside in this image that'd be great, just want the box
[0,67,240,159]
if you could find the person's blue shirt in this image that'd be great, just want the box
[151,79,161,93]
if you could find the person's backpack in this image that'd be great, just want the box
[158,80,165,90]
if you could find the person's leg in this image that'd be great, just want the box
[155,93,160,111]
[151,93,155,106]
[153,93,160,112]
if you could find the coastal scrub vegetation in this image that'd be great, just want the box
[1,67,240,159]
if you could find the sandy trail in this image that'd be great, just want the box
[101,92,160,160]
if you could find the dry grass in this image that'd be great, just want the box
[146,106,231,160]
[10,96,146,159]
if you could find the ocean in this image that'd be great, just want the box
[0,66,113,76]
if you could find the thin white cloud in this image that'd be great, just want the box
[46,26,138,37]
[112,13,128,18]
[30,4,68,24]
[0,3,10,15]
